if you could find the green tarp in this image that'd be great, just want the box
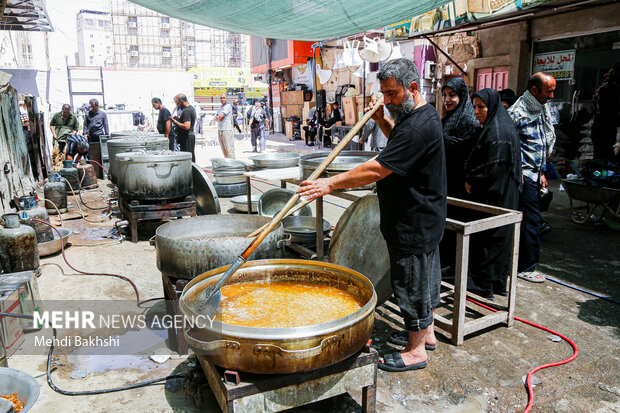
[130,0,451,41]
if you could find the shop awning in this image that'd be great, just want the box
[130,0,451,41]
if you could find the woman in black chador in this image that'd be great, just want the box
[465,88,521,299]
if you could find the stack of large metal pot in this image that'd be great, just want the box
[210,158,247,198]
[107,134,168,184]
[116,150,193,201]
[299,151,377,190]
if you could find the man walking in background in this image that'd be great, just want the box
[214,93,235,158]
[171,93,196,162]
[152,97,176,151]
[83,98,109,143]
[50,103,78,154]
[508,72,557,284]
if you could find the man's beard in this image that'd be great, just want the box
[384,90,415,125]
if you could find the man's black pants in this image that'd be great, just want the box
[518,176,541,273]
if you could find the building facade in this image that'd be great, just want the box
[108,0,249,70]
[76,10,114,67]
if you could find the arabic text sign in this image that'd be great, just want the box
[532,50,576,80]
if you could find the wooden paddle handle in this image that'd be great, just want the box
[246,199,311,238]
[240,97,384,259]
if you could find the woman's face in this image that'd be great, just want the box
[472,96,488,124]
[442,87,460,112]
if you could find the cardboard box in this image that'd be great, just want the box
[281,90,305,105]
[0,289,25,357]
[282,104,303,119]
[356,96,372,123]
[342,97,357,126]
[285,120,294,138]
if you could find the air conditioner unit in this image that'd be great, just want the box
[129,51,139,57]
[162,51,171,58]
[161,23,170,29]
[128,22,137,28]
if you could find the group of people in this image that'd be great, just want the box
[440,72,557,293]
[297,58,559,372]
[302,102,344,147]
[49,98,111,163]
[152,94,197,162]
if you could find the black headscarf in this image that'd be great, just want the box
[465,88,521,208]
[442,77,479,136]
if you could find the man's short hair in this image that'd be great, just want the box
[61,104,71,111]
[151,97,162,104]
[177,94,188,103]
[527,73,548,93]
[89,98,99,107]
[377,58,420,90]
[77,138,89,152]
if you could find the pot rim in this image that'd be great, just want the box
[179,259,377,340]
[107,137,168,146]
[116,152,192,162]
[155,215,281,242]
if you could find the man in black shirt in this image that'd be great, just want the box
[152,97,176,150]
[170,93,196,162]
[297,58,446,372]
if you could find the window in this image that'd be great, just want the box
[98,20,105,27]
[188,46,195,57]
[85,18,94,27]
[128,16,137,28]
[162,47,172,58]
[129,45,139,57]
[90,34,94,38]
[161,17,170,24]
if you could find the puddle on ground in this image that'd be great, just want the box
[67,329,170,377]
[68,222,120,241]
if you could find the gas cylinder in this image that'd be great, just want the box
[59,160,79,194]
[77,160,98,189]
[44,174,68,214]
[17,195,54,243]
[0,213,39,273]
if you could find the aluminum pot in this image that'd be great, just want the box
[300,151,376,190]
[116,150,193,200]
[156,215,288,279]
[107,135,168,183]
[179,259,376,374]
[250,152,300,169]
[282,215,331,245]
[230,195,258,213]
[214,171,246,185]
[258,188,312,218]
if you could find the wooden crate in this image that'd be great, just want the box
[282,104,303,118]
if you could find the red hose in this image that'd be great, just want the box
[88,159,110,178]
[467,298,579,413]
[32,219,161,307]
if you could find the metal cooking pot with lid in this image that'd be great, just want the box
[107,135,168,183]
[116,150,192,200]
[179,259,376,374]
[155,215,288,279]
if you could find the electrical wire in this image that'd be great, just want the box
[466,297,579,413]
[31,219,163,308]
[545,276,620,305]
[0,312,185,395]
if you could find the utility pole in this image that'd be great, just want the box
[266,37,274,132]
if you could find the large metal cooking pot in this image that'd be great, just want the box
[156,215,288,279]
[107,135,168,183]
[213,171,246,185]
[300,151,377,190]
[179,259,376,374]
[116,150,192,200]
[250,152,300,169]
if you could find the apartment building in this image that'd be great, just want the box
[76,10,114,67]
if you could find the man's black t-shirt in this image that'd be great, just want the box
[156,107,175,138]
[376,103,447,255]
[176,105,196,143]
